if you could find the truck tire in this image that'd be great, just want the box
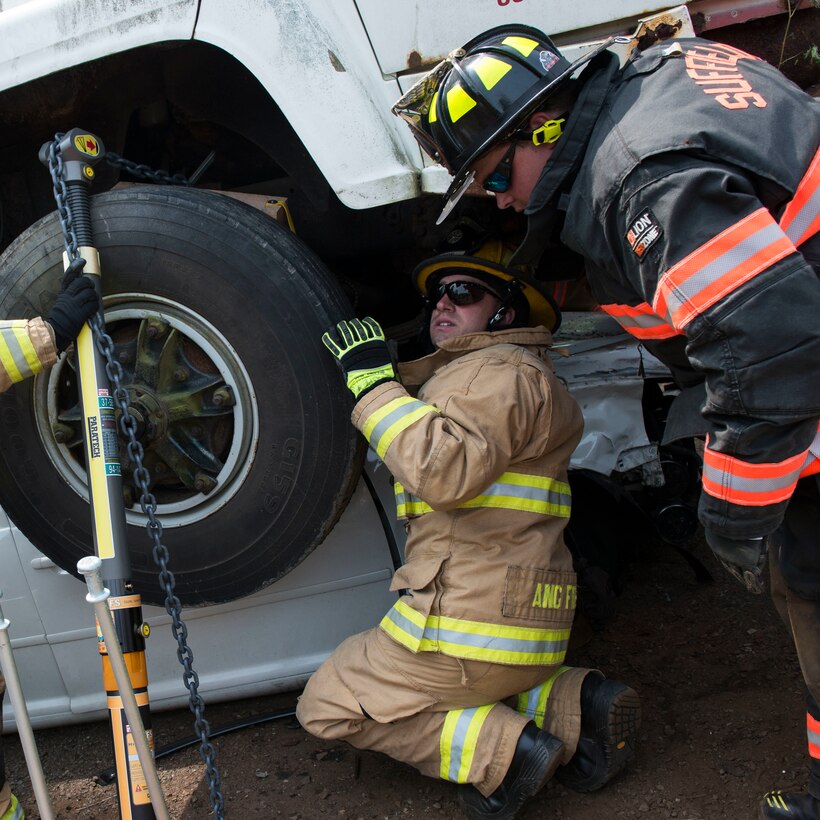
[0,186,362,605]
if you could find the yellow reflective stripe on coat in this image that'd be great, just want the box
[394,472,571,519]
[380,599,571,666]
[362,396,439,460]
[516,666,570,728]
[439,704,495,782]
[0,321,46,384]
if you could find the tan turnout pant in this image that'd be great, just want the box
[297,627,590,797]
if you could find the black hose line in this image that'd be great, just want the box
[93,707,297,786]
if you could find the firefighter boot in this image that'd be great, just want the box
[759,790,820,819]
[556,673,641,792]
[459,722,564,819]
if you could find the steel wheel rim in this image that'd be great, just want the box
[34,292,260,528]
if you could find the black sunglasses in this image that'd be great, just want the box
[428,280,500,306]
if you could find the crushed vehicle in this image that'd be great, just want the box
[0,0,814,729]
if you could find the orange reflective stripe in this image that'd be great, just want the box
[802,460,820,478]
[808,713,820,760]
[600,302,681,340]
[702,438,806,506]
[780,146,820,247]
[654,208,796,330]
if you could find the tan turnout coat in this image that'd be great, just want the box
[352,326,584,668]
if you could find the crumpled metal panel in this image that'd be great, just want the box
[553,336,671,476]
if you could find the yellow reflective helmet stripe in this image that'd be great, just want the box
[472,55,513,91]
[362,396,439,460]
[428,90,440,124]
[380,599,571,665]
[0,321,46,384]
[439,704,495,782]
[516,666,570,728]
[394,472,571,520]
[502,35,539,58]
[446,84,477,123]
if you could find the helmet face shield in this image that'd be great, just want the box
[436,169,476,225]
[393,52,465,171]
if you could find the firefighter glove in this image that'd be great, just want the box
[704,529,767,595]
[322,317,395,399]
[47,276,100,352]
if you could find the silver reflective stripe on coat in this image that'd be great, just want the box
[380,600,571,665]
[0,321,44,384]
[394,471,571,519]
[361,395,439,459]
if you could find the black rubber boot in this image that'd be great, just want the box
[759,790,820,819]
[459,722,564,820]
[555,673,641,793]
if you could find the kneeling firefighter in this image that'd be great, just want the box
[297,241,641,819]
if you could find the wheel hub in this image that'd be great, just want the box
[124,387,167,445]
[38,297,259,525]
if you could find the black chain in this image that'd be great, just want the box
[45,134,225,818]
[106,152,190,186]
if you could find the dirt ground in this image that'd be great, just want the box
[4,534,807,820]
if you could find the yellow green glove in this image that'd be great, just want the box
[322,317,396,399]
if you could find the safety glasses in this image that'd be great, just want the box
[480,116,567,195]
[482,143,517,194]
[428,280,499,306]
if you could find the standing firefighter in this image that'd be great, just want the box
[0,274,99,820]
[297,241,641,820]
[393,24,820,819]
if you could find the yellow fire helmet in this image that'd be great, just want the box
[412,238,561,332]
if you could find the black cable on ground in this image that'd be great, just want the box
[93,707,296,786]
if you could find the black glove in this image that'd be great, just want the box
[322,317,396,399]
[46,276,100,352]
[704,528,768,594]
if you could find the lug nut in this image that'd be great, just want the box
[52,423,73,444]
[145,319,168,340]
[212,387,235,407]
[194,473,218,494]
[173,367,189,382]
